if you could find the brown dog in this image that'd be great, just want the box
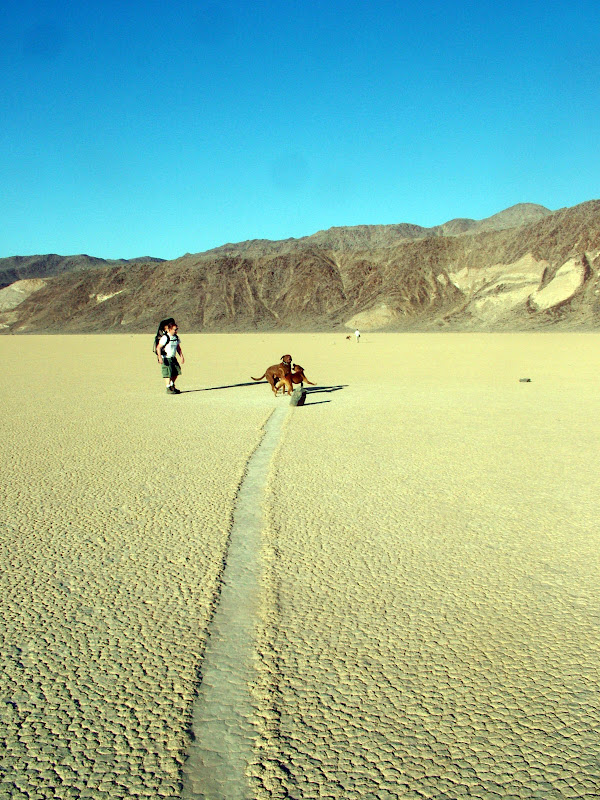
[275,363,315,394]
[251,355,293,395]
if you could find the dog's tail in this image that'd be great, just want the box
[251,373,266,381]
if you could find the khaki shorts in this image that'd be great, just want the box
[160,357,181,379]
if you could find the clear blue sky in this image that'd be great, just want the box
[1,0,599,259]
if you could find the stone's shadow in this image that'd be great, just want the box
[298,385,347,406]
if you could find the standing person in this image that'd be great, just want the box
[157,320,184,394]
[354,328,361,343]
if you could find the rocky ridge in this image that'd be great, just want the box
[2,201,600,333]
[0,254,165,291]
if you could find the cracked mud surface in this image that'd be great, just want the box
[1,333,599,799]
[0,336,271,799]
[250,333,600,799]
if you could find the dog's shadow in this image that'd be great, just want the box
[305,385,346,394]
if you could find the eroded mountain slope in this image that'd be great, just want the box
[2,201,599,332]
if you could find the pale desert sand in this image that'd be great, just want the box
[1,333,599,799]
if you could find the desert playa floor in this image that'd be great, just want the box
[1,333,599,799]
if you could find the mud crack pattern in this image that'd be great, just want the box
[0,340,271,800]
[251,385,600,799]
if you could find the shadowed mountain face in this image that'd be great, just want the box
[2,201,600,333]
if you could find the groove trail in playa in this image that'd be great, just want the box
[181,402,288,800]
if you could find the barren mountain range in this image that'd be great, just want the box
[2,200,600,333]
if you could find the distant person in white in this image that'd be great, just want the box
[354,329,360,343]
[157,321,185,394]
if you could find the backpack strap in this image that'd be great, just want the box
[154,331,170,356]
[160,333,171,357]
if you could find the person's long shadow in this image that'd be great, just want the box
[178,382,347,397]
[179,381,264,394]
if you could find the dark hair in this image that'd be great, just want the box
[153,318,176,352]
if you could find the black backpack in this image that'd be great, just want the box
[153,318,176,356]
[153,329,170,358]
